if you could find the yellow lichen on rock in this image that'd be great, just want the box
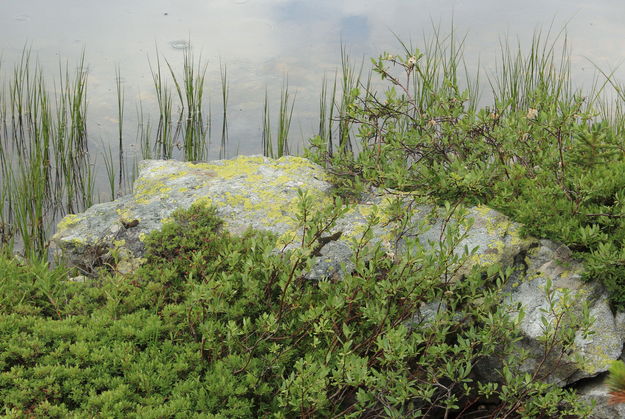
[55,214,82,233]
[134,179,172,204]
[186,155,267,180]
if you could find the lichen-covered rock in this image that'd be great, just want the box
[519,240,623,385]
[404,205,535,279]
[51,155,335,275]
[51,155,394,278]
[50,156,531,281]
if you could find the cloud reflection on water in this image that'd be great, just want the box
[0,0,624,158]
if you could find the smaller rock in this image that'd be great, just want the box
[577,374,625,419]
[478,240,624,386]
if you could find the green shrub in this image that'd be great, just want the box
[0,202,593,417]
[307,39,625,310]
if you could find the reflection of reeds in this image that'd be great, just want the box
[137,102,152,160]
[149,49,175,159]
[144,47,213,162]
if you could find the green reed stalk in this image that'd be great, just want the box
[0,49,94,257]
[115,66,125,193]
[149,51,174,159]
[338,46,363,154]
[318,73,337,158]
[220,62,229,159]
[167,48,208,161]
[102,142,116,200]
[262,88,273,158]
[277,78,295,157]
[490,26,572,111]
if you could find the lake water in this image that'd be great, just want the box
[2,0,625,167]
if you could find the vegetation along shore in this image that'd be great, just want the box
[2,28,625,416]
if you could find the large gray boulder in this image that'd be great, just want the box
[50,155,530,280]
[50,155,625,399]
[51,156,336,275]
[51,156,403,278]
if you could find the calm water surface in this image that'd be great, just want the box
[2,0,625,166]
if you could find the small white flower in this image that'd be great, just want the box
[526,108,538,120]
[407,56,417,68]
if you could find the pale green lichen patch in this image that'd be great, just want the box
[133,165,197,204]
[577,343,616,374]
[186,155,326,183]
[474,205,490,215]
[470,239,506,267]
[178,158,333,241]
[116,208,130,218]
[277,156,328,179]
[56,214,83,233]
[357,205,373,219]
[186,155,266,180]
[134,178,172,204]
[63,236,87,246]
[340,205,378,242]
[115,208,140,224]
[473,205,533,253]
[507,224,528,248]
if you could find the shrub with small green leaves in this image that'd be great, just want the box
[0,201,593,417]
[307,35,625,310]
